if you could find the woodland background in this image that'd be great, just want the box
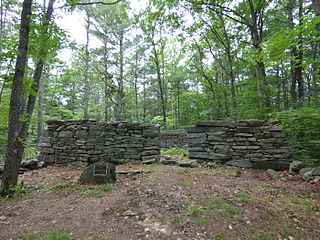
[0,0,319,165]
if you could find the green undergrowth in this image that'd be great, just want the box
[235,188,253,203]
[79,183,114,198]
[160,147,188,158]
[275,107,320,166]
[0,184,34,200]
[49,182,114,198]
[182,196,239,227]
[20,230,75,240]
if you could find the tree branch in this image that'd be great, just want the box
[59,0,122,9]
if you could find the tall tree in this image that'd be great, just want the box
[83,13,91,119]
[1,0,57,193]
[1,0,33,192]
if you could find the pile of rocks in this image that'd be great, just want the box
[160,132,187,149]
[289,161,320,180]
[0,160,45,176]
[37,120,160,166]
[187,120,292,170]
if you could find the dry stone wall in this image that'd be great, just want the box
[37,120,160,166]
[160,132,188,149]
[187,120,292,170]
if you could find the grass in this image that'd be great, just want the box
[0,184,34,200]
[50,182,75,195]
[19,231,75,240]
[172,215,183,223]
[206,197,238,215]
[182,196,239,227]
[259,212,272,221]
[188,205,206,217]
[160,147,188,157]
[51,182,74,191]
[227,170,241,177]
[178,180,194,188]
[214,233,227,240]
[212,169,226,176]
[187,204,208,226]
[249,231,276,240]
[44,231,75,240]
[281,195,320,211]
[206,162,219,169]
[198,170,213,176]
[79,183,113,198]
[280,226,300,239]
[49,182,114,198]
[19,233,38,240]
[235,188,253,203]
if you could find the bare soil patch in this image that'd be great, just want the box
[1,163,319,240]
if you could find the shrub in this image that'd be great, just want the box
[161,147,188,157]
[275,107,320,166]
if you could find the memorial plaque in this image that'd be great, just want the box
[93,163,108,175]
[79,162,116,184]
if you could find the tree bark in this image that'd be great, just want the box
[103,40,110,122]
[313,0,320,13]
[115,31,124,121]
[312,1,320,105]
[1,0,33,193]
[288,0,304,108]
[151,37,166,129]
[1,0,55,193]
[37,73,44,144]
[134,48,139,122]
[83,14,90,119]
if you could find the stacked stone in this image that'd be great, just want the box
[37,120,160,166]
[187,120,292,170]
[160,132,188,149]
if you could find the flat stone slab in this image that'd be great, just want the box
[226,160,253,168]
[159,159,177,165]
[195,120,235,127]
[178,160,198,168]
[252,161,290,171]
[142,159,157,164]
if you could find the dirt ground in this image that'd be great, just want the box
[0,160,319,240]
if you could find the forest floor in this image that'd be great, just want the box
[0,158,320,240]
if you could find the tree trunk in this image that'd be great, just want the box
[1,0,33,193]
[275,66,281,111]
[0,0,7,54]
[1,0,55,193]
[311,41,319,105]
[103,40,110,122]
[152,38,166,129]
[115,31,124,121]
[83,14,90,119]
[143,79,146,122]
[247,0,269,109]
[134,48,139,122]
[288,0,304,108]
[311,1,320,105]
[313,0,320,13]
[37,74,44,144]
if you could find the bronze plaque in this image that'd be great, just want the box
[93,164,108,175]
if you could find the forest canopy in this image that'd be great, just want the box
[0,0,319,165]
